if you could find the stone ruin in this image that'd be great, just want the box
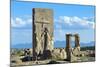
[32,8,81,62]
[32,8,54,60]
[66,34,80,62]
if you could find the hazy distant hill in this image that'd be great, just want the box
[54,41,95,47]
[11,41,95,48]
[80,41,95,47]
[11,43,32,48]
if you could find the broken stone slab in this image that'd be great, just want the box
[72,46,80,56]
[51,48,67,60]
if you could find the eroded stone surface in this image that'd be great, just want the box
[52,48,67,60]
[32,8,54,60]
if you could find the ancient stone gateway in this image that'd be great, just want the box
[32,8,54,61]
[65,34,80,62]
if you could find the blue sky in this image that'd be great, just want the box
[11,0,95,45]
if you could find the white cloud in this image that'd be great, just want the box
[55,16,95,30]
[11,17,32,28]
[54,16,95,42]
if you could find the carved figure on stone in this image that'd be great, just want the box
[41,27,50,51]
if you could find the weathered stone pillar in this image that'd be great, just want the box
[65,34,80,62]
[74,34,80,47]
[32,8,53,60]
[65,34,72,61]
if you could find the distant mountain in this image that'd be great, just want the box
[54,41,95,48]
[54,41,66,48]
[11,41,95,48]
[11,43,32,49]
[80,41,95,47]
